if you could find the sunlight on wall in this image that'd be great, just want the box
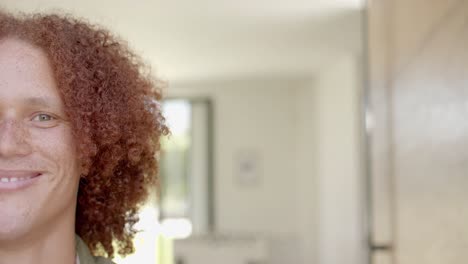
[112,206,193,264]
[113,206,160,264]
[161,218,193,239]
[163,100,191,135]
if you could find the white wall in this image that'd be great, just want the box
[293,54,365,264]
[169,79,305,264]
[313,54,366,264]
[169,53,365,264]
[294,81,319,264]
[169,79,300,233]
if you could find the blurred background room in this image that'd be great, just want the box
[3,1,468,264]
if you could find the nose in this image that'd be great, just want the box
[0,119,32,158]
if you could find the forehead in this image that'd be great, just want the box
[0,38,63,105]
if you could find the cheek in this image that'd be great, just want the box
[29,125,80,179]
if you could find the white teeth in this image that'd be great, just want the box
[0,177,31,183]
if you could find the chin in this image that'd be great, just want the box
[0,207,35,242]
[0,223,29,242]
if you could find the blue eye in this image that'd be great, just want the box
[33,113,55,122]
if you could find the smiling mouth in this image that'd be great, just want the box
[0,170,43,190]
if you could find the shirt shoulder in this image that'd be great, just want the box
[94,256,116,264]
[76,235,116,264]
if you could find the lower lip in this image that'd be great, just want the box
[0,174,42,191]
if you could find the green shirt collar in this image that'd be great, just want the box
[75,235,115,264]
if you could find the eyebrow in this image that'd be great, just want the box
[24,96,63,110]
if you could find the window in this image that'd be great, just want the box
[114,98,213,264]
[159,98,214,236]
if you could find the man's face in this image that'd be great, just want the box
[0,38,80,241]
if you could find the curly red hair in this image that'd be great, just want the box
[0,11,168,258]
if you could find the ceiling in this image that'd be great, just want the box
[1,0,365,83]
